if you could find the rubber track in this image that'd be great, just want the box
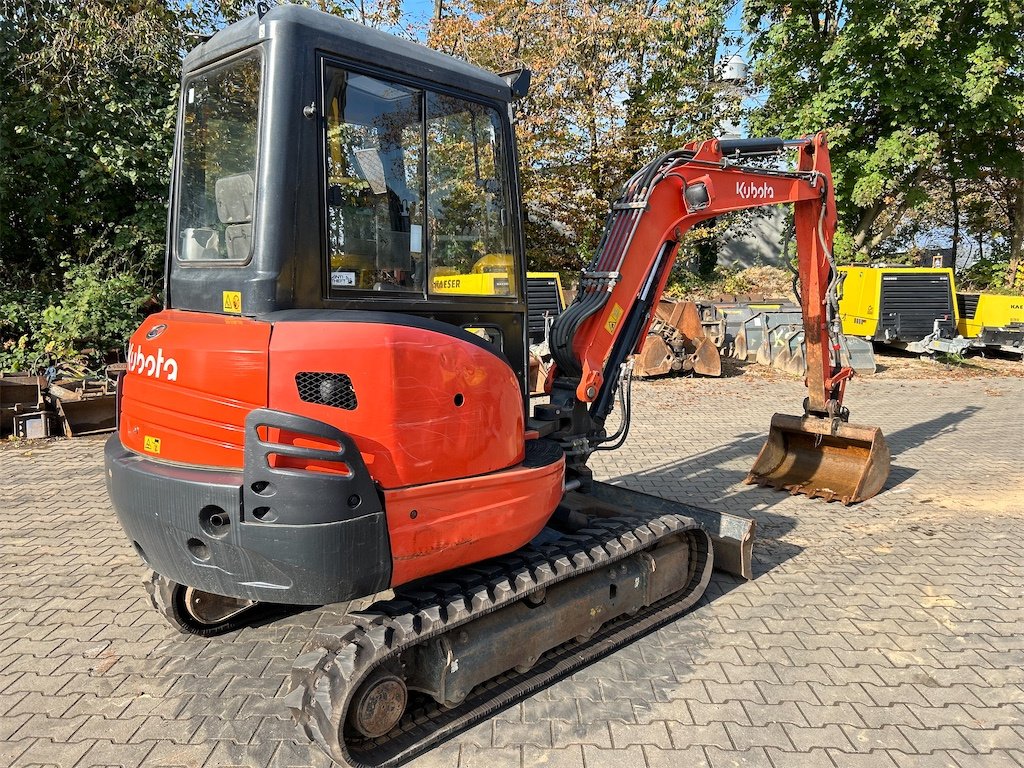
[285,512,713,768]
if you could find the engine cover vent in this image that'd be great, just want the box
[295,372,357,410]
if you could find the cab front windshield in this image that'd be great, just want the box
[323,64,515,297]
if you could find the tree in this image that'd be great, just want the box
[0,1,197,285]
[744,0,1023,285]
[428,0,738,272]
[0,1,222,371]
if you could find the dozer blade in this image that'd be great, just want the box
[745,413,890,505]
[574,481,754,580]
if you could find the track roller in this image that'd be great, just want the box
[346,666,408,739]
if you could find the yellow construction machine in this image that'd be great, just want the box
[838,266,973,355]
[957,292,1024,359]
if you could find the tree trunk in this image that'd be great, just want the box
[1008,179,1023,289]
[852,200,885,255]
[950,173,960,268]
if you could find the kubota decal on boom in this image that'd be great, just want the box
[736,180,775,199]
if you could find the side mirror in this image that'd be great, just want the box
[499,68,532,100]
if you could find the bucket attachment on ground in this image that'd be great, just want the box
[634,299,723,378]
[746,413,890,505]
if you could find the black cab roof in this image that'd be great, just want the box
[183,4,513,104]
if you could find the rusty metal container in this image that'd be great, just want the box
[634,299,722,378]
[746,413,890,505]
[0,375,45,437]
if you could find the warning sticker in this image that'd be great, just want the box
[605,303,624,334]
[143,436,161,454]
[222,291,242,314]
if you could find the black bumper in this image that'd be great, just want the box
[105,408,392,605]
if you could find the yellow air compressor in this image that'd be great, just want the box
[957,292,1024,359]
[838,266,973,355]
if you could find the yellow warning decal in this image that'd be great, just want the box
[143,436,161,454]
[605,303,624,334]
[222,291,242,314]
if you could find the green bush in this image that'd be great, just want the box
[958,256,1018,294]
[0,262,151,375]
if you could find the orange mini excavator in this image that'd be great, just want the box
[105,5,889,766]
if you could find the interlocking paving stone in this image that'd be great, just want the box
[1,376,1022,768]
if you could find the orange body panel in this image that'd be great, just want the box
[118,312,555,587]
[119,310,270,467]
[268,321,525,489]
[384,447,565,586]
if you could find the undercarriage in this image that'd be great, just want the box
[144,483,752,767]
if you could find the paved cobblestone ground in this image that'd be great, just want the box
[1,375,1022,768]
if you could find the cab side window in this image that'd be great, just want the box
[426,94,514,297]
[323,67,425,292]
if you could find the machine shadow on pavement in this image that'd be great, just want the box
[602,404,985,580]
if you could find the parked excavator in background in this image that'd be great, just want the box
[103,6,890,766]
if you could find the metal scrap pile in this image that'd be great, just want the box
[0,369,118,440]
[635,294,876,379]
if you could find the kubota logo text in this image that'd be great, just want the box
[128,342,178,381]
[736,181,775,199]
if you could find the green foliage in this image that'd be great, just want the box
[0,1,190,286]
[0,1,220,373]
[0,262,151,375]
[744,0,1024,273]
[959,256,1017,293]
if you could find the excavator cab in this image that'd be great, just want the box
[167,9,529,387]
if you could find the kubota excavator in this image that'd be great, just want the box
[104,5,889,766]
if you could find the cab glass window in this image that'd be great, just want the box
[176,54,260,263]
[324,66,424,292]
[426,94,515,297]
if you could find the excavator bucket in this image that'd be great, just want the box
[634,333,676,377]
[676,302,722,376]
[746,413,890,505]
[634,299,722,378]
[690,336,722,377]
